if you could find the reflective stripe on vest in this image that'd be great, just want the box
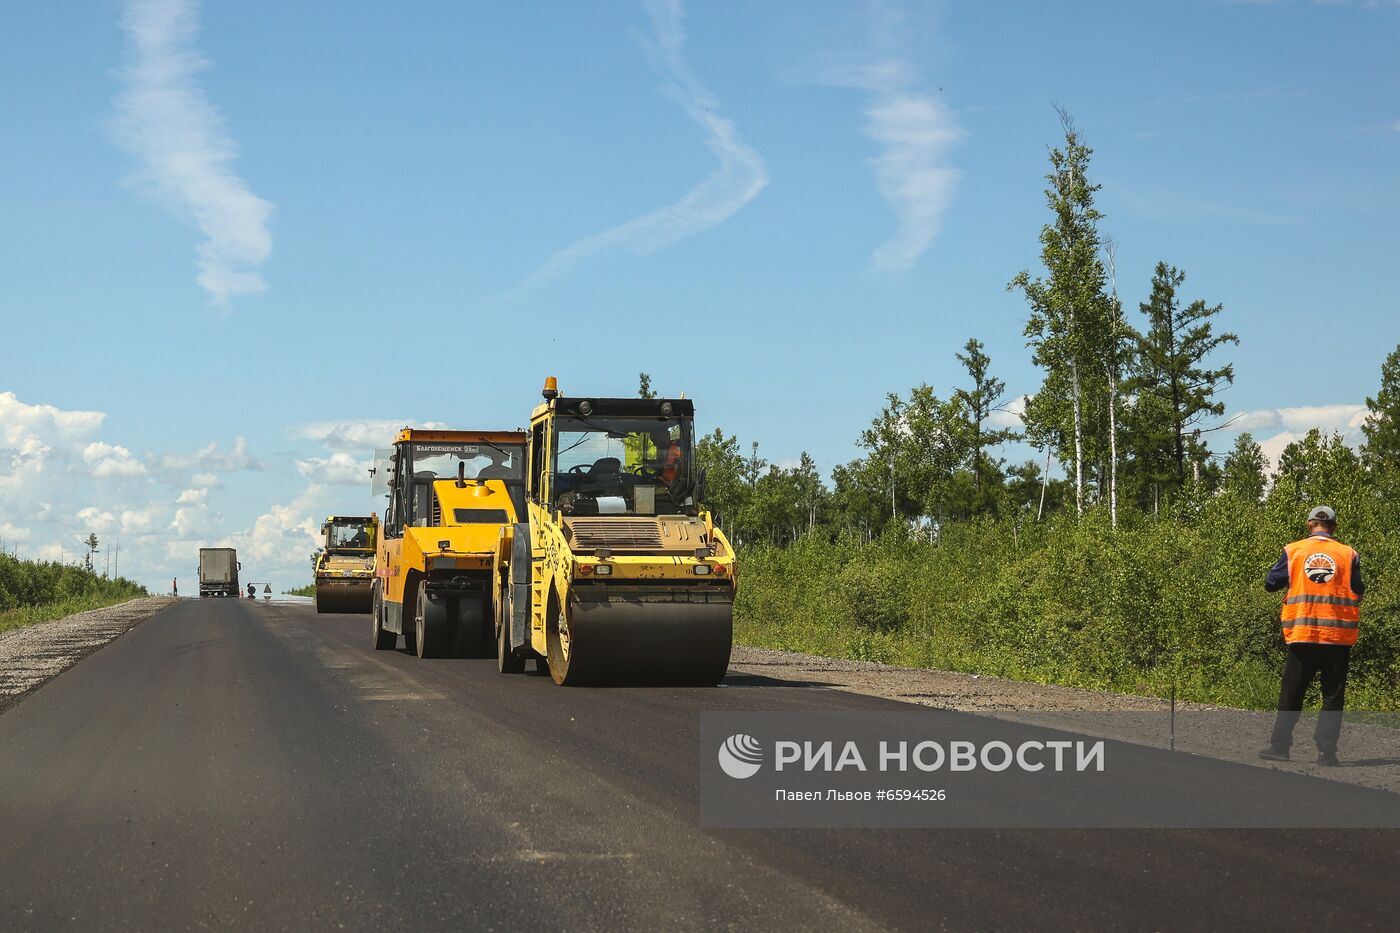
[1281,535,1361,645]
[1281,617,1360,630]
[1283,594,1362,608]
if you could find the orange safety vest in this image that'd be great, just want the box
[661,443,682,484]
[1281,535,1361,646]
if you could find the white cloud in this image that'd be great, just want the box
[1228,404,1368,435]
[226,486,324,571]
[157,436,263,473]
[0,522,32,543]
[120,505,166,534]
[864,93,963,273]
[188,472,222,488]
[810,1,963,274]
[0,391,106,441]
[987,395,1029,430]
[524,0,768,285]
[296,451,371,486]
[289,419,444,453]
[113,0,273,303]
[1227,404,1371,471]
[76,507,119,532]
[176,487,208,504]
[169,501,217,541]
[83,441,148,478]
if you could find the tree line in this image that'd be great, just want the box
[688,109,1400,547]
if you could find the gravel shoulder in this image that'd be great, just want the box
[729,644,1400,794]
[0,596,178,714]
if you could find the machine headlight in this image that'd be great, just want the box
[594,564,613,576]
[693,564,713,576]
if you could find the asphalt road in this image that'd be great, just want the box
[2,598,1399,930]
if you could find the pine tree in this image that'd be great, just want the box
[953,338,1017,510]
[1126,262,1238,497]
[1362,343,1400,472]
[638,373,656,399]
[1222,432,1268,502]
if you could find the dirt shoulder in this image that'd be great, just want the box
[729,645,1400,795]
[0,597,178,714]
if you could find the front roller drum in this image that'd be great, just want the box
[315,580,374,614]
[549,595,732,686]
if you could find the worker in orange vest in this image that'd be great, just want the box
[1259,506,1364,766]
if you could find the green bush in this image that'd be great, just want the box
[734,477,1400,711]
[0,553,147,631]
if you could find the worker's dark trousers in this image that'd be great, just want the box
[1269,642,1351,754]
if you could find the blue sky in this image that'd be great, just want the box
[1,0,1396,591]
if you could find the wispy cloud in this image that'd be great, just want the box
[114,0,273,303]
[523,0,768,286]
[813,1,964,274]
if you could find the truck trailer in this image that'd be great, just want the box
[198,547,240,598]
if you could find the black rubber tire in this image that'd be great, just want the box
[451,596,491,659]
[414,581,449,659]
[371,582,396,650]
[546,591,579,685]
[497,578,525,673]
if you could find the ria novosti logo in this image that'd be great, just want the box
[718,733,764,779]
[716,734,1105,779]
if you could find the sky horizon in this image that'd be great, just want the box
[2,0,1396,593]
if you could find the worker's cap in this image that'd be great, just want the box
[1307,505,1337,522]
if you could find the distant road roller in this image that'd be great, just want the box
[370,429,527,658]
[313,515,377,613]
[494,377,735,685]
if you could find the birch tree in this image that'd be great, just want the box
[1009,108,1112,516]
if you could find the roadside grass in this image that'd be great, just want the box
[733,503,1400,713]
[0,593,147,636]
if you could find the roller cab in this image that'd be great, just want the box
[495,380,736,685]
[372,430,528,658]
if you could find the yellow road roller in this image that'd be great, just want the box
[313,515,377,613]
[494,377,735,685]
[370,429,527,658]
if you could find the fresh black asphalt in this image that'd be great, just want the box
[2,598,1397,930]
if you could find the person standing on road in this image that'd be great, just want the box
[1259,506,1364,767]
[172,578,178,597]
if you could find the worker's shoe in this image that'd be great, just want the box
[1257,746,1290,762]
[1316,751,1340,767]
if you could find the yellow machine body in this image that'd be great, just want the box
[314,515,378,613]
[494,382,736,685]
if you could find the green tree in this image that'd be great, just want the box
[84,533,99,573]
[793,452,827,533]
[695,428,746,532]
[638,372,656,399]
[1271,429,1361,507]
[953,337,1017,511]
[1221,432,1268,502]
[1009,108,1114,515]
[1362,343,1400,472]
[1125,262,1238,499]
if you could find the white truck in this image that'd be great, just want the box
[198,548,241,598]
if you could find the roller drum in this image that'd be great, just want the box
[559,592,732,686]
[314,579,374,614]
